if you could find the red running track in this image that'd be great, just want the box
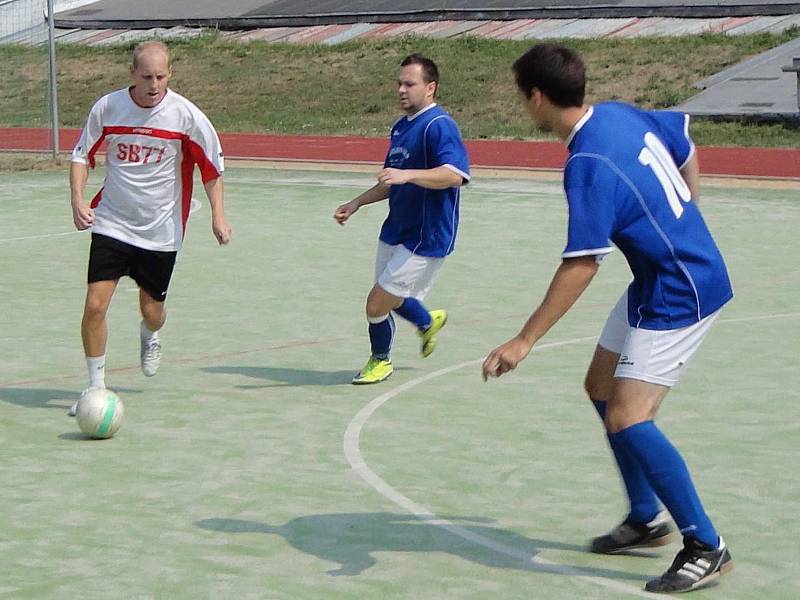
[1,127,798,178]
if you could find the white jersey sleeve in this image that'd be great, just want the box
[72,95,107,167]
[184,106,224,181]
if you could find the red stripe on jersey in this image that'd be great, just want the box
[89,125,221,237]
[102,125,184,140]
[180,139,195,233]
[87,126,184,168]
[179,135,222,233]
[184,136,221,184]
[87,134,106,169]
[89,186,104,209]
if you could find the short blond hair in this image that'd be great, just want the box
[132,41,171,69]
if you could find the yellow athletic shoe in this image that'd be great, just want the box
[352,357,393,385]
[419,309,447,358]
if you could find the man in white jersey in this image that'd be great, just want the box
[69,41,231,415]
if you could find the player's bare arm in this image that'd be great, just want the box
[69,161,94,230]
[378,165,464,189]
[204,176,231,245]
[333,182,390,225]
[482,255,599,381]
[680,152,701,204]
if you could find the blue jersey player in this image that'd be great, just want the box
[482,44,733,594]
[334,54,470,384]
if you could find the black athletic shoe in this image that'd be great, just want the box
[589,512,673,554]
[645,536,733,594]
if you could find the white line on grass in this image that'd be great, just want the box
[344,335,661,598]
[0,230,85,243]
[345,309,800,595]
[715,312,800,324]
[1,200,205,244]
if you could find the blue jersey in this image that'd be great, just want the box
[379,103,470,257]
[563,102,733,330]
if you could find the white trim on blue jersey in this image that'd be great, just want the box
[406,102,438,122]
[564,105,594,147]
[562,247,614,259]
[442,163,471,181]
[677,114,696,170]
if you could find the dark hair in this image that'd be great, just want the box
[401,53,439,95]
[512,43,585,108]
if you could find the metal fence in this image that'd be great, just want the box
[0,0,47,44]
[1,0,61,155]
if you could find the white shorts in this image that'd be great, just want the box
[598,292,722,387]
[374,241,444,299]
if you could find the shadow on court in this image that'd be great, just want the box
[0,387,79,409]
[196,512,648,582]
[201,365,412,387]
[0,386,142,410]
[58,431,120,441]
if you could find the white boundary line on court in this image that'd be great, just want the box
[0,199,201,244]
[715,312,800,324]
[344,311,800,597]
[0,230,84,243]
[344,335,661,598]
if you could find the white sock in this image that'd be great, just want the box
[140,321,159,343]
[86,355,106,389]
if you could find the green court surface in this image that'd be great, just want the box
[1,165,798,599]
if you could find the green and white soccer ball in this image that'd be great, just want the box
[76,388,125,439]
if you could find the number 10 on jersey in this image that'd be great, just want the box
[638,132,692,218]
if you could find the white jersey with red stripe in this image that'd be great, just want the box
[71,87,224,251]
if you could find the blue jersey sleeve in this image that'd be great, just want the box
[648,110,695,169]
[425,116,470,182]
[562,155,616,258]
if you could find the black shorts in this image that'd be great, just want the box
[88,233,178,302]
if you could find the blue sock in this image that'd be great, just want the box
[393,297,432,331]
[592,400,660,524]
[612,421,719,547]
[368,314,395,360]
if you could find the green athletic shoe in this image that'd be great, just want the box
[419,309,447,358]
[352,357,393,385]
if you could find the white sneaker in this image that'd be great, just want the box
[69,386,103,417]
[140,336,162,377]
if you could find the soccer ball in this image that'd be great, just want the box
[76,388,125,439]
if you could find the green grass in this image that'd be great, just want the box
[0,167,798,598]
[1,31,799,146]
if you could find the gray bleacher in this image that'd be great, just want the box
[54,0,800,28]
[675,37,800,120]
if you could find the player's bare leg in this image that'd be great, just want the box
[586,345,672,553]
[584,345,618,404]
[72,279,118,415]
[366,284,403,320]
[607,377,669,433]
[139,288,166,332]
[82,279,118,357]
[139,288,165,377]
